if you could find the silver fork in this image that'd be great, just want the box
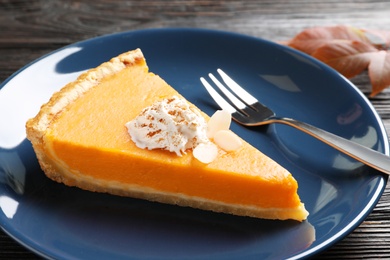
[200,69,390,175]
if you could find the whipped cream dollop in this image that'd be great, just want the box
[125,96,210,156]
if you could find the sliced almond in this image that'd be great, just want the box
[193,142,218,164]
[214,130,242,152]
[207,110,231,138]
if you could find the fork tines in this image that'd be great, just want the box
[200,69,259,115]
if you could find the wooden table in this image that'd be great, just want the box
[1,0,390,258]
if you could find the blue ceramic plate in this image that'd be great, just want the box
[0,28,388,259]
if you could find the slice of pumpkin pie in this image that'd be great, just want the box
[26,48,308,221]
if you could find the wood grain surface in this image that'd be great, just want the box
[1,0,390,259]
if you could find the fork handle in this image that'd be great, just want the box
[270,117,390,175]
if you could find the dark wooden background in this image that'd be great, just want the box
[1,0,390,258]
